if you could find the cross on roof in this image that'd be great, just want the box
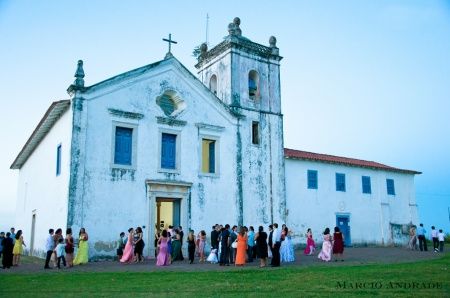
[163,33,177,58]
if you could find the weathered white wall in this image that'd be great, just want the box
[70,59,240,258]
[198,40,285,228]
[198,51,232,105]
[15,109,72,256]
[285,158,419,246]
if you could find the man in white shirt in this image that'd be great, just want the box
[44,229,55,269]
[438,229,445,252]
[271,223,281,267]
[431,226,439,252]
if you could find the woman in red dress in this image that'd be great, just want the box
[332,227,345,261]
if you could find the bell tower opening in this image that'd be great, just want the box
[209,74,218,95]
[248,70,259,100]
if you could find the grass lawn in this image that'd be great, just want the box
[0,253,448,297]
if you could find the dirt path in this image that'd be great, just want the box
[1,246,446,274]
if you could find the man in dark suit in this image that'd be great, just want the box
[219,224,230,266]
[271,223,281,267]
[211,224,219,250]
[268,224,273,265]
[1,232,14,269]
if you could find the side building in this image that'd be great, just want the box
[285,148,421,246]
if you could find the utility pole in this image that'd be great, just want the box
[206,13,209,46]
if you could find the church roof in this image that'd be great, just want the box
[10,100,71,169]
[284,148,421,175]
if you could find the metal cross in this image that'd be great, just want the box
[163,33,177,54]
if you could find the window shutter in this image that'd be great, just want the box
[114,127,132,165]
[209,141,215,173]
[161,133,176,169]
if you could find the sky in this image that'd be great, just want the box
[0,0,449,233]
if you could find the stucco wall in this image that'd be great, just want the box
[70,60,240,258]
[285,158,419,246]
[14,108,72,256]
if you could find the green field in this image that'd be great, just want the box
[0,253,448,297]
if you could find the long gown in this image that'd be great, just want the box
[280,235,295,262]
[73,234,89,265]
[156,237,170,266]
[171,238,183,261]
[333,232,344,254]
[304,233,316,255]
[235,234,247,265]
[318,234,332,262]
[120,234,134,263]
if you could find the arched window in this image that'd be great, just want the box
[209,74,218,95]
[248,70,259,99]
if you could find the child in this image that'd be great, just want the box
[206,248,218,263]
[438,229,445,252]
[55,238,66,269]
[116,232,125,261]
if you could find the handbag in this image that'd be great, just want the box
[231,240,238,248]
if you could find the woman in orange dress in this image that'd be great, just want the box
[235,227,248,266]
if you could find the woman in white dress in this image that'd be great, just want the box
[280,226,295,263]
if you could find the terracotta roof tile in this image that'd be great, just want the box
[284,148,421,175]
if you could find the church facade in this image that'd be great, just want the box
[11,18,420,258]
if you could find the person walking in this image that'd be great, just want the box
[0,232,4,259]
[431,226,439,252]
[1,232,14,269]
[332,227,344,261]
[219,225,230,266]
[304,228,316,255]
[247,226,255,263]
[417,223,428,251]
[255,226,268,268]
[229,226,237,264]
[12,230,26,266]
[65,228,74,267]
[210,225,219,251]
[438,229,445,252]
[318,228,332,262]
[408,225,417,250]
[55,238,67,269]
[268,225,273,261]
[134,227,145,263]
[73,228,89,265]
[120,228,135,263]
[271,223,281,267]
[235,227,248,266]
[187,230,196,264]
[156,230,170,266]
[44,229,55,269]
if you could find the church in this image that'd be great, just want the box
[11,18,420,258]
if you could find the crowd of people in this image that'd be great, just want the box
[115,223,296,267]
[408,223,446,252]
[0,222,446,270]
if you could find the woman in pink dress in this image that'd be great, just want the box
[197,230,206,262]
[120,228,135,263]
[156,230,170,266]
[304,228,316,255]
[318,228,332,262]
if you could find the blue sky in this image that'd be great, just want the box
[1,1,449,233]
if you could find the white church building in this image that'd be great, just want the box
[11,18,420,258]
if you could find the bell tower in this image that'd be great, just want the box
[195,17,286,225]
